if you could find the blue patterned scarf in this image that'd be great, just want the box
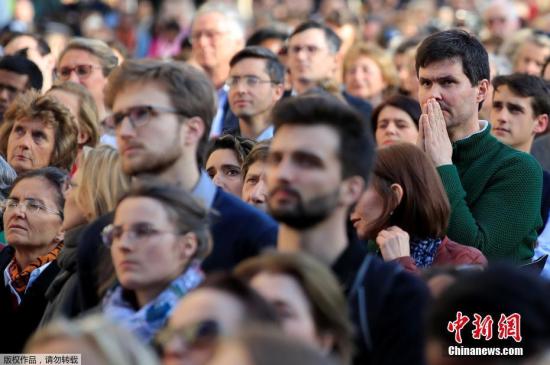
[410,237,442,268]
[102,262,203,343]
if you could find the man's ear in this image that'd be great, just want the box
[341,176,366,206]
[476,79,490,104]
[182,116,205,146]
[273,83,285,102]
[534,114,549,135]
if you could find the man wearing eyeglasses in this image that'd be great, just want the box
[0,55,43,123]
[286,21,372,124]
[74,59,278,312]
[190,2,245,138]
[225,46,284,141]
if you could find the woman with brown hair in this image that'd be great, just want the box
[350,143,487,273]
[343,42,399,108]
[235,252,354,365]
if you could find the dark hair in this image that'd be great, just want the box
[0,55,43,91]
[493,73,550,117]
[542,56,550,79]
[289,20,342,54]
[242,141,270,180]
[117,180,212,261]
[205,134,256,167]
[371,95,421,134]
[272,94,375,182]
[365,143,450,239]
[246,28,289,47]
[230,46,285,84]
[10,167,67,219]
[416,29,489,87]
[105,59,217,166]
[428,265,550,358]
[5,32,51,55]
[198,273,280,325]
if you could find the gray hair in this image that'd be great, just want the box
[0,155,16,200]
[58,37,119,77]
[193,1,246,41]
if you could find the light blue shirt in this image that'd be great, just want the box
[209,87,229,139]
[191,170,217,209]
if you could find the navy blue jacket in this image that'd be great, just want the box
[332,241,429,365]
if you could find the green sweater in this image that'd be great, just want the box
[437,122,542,263]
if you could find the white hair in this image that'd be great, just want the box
[193,1,246,41]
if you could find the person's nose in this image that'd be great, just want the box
[117,117,137,139]
[68,70,81,83]
[250,180,267,204]
[384,122,398,135]
[212,173,225,189]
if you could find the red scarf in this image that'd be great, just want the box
[8,240,64,295]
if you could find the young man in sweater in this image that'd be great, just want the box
[416,30,542,263]
[266,94,429,365]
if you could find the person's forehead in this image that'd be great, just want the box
[494,84,533,104]
[193,11,230,32]
[5,35,39,53]
[419,58,465,77]
[11,176,57,200]
[59,49,101,66]
[289,28,329,47]
[0,69,29,85]
[14,117,56,131]
[112,80,173,111]
[271,124,340,154]
[230,58,268,75]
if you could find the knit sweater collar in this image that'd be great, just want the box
[452,121,498,163]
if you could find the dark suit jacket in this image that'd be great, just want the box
[0,246,61,352]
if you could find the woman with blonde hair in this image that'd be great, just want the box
[47,81,100,153]
[40,145,130,323]
[26,315,160,365]
[343,42,399,107]
[235,252,354,365]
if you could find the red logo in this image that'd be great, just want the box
[447,312,522,343]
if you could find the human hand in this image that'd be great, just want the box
[419,98,453,166]
[376,226,411,262]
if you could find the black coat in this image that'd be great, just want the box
[332,241,430,365]
[0,246,61,352]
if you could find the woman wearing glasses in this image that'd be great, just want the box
[40,145,130,324]
[0,167,66,352]
[101,181,212,343]
[56,38,118,122]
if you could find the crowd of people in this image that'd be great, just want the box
[1,0,550,364]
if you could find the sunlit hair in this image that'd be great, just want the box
[0,90,78,172]
[75,145,130,222]
[58,37,118,77]
[343,42,399,89]
[235,252,354,365]
[25,315,160,365]
[49,81,100,148]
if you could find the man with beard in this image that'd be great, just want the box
[266,94,429,365]
[0,55,42,123]
[74,59,278,312]
[416,30,542,263]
